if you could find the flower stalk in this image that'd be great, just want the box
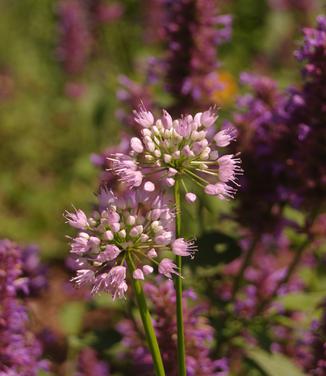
[174,179,186,376]
[231,235,260,300]
[127,254,166,376]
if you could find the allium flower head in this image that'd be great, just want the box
[110,107,242,201]
[66,190,193,299]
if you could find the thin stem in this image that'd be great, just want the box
[231,235,260,300]
[256,207,319,315]
[127,255,166,376]
[174,179,186,376]
[184,168,208,185]
[255,238,310,315]
[65,336,79,376]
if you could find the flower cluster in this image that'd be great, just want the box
[110,107,241,203]
[281,15,326,209]
[0,239,48,375]
[66,190,195,299]
[229,72,289,234]
[232,16,326,235]
[118,279,228,375]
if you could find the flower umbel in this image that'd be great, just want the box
[66,190,193,299]
[109,107,242,201]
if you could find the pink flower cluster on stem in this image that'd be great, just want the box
[109,106,242,203]
[66,190,196,299]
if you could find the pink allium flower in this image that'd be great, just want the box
[204,182,236,199]
[66,190,191,299]
[172,238,197,258]
[158,258,179,278]
[65,209,89,229]
[185,192,197,203]
[143,265,154,275]
[133,268,145,280]
[133,106,155,127]
[110,107,242,201]
[214,127,237,147]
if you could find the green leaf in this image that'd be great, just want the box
[277,292,325,312]
[282,206,305,227]
[59,302,86,336]
[247,348,305,376]
[186,231,241,268]
[38,372,55,376]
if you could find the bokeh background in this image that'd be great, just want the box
[0,1,325,375]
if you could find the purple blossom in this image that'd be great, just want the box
[21,244,48,296]
[282,15,326,208]
[162,0,232,111]
[232,17,326,235]
[268,0,317,12]
[230,71,296,233]
[56,0,123,83]
[0,240,48,375]
[57,0,92,75]
[75,347,110,376]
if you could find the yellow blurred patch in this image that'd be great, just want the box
[209,71,238,106]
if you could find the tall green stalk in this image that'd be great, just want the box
[231,236,260,299]
[127,255,166,376]
[174,179,186,376]
[256,237,310,315]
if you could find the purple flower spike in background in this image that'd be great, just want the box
[21,244,48,296]
[162,0,232,111]
[75,347,110,376]
[282,15,326,208]
[0,240,48,375]
[57,0,92,76]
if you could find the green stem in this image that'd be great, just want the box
[174,179,186,376]
[127,255,166,376]
[255,207,319,315]
[256,237,310,315]
[231,235,260,300]
[65,336,79,376]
